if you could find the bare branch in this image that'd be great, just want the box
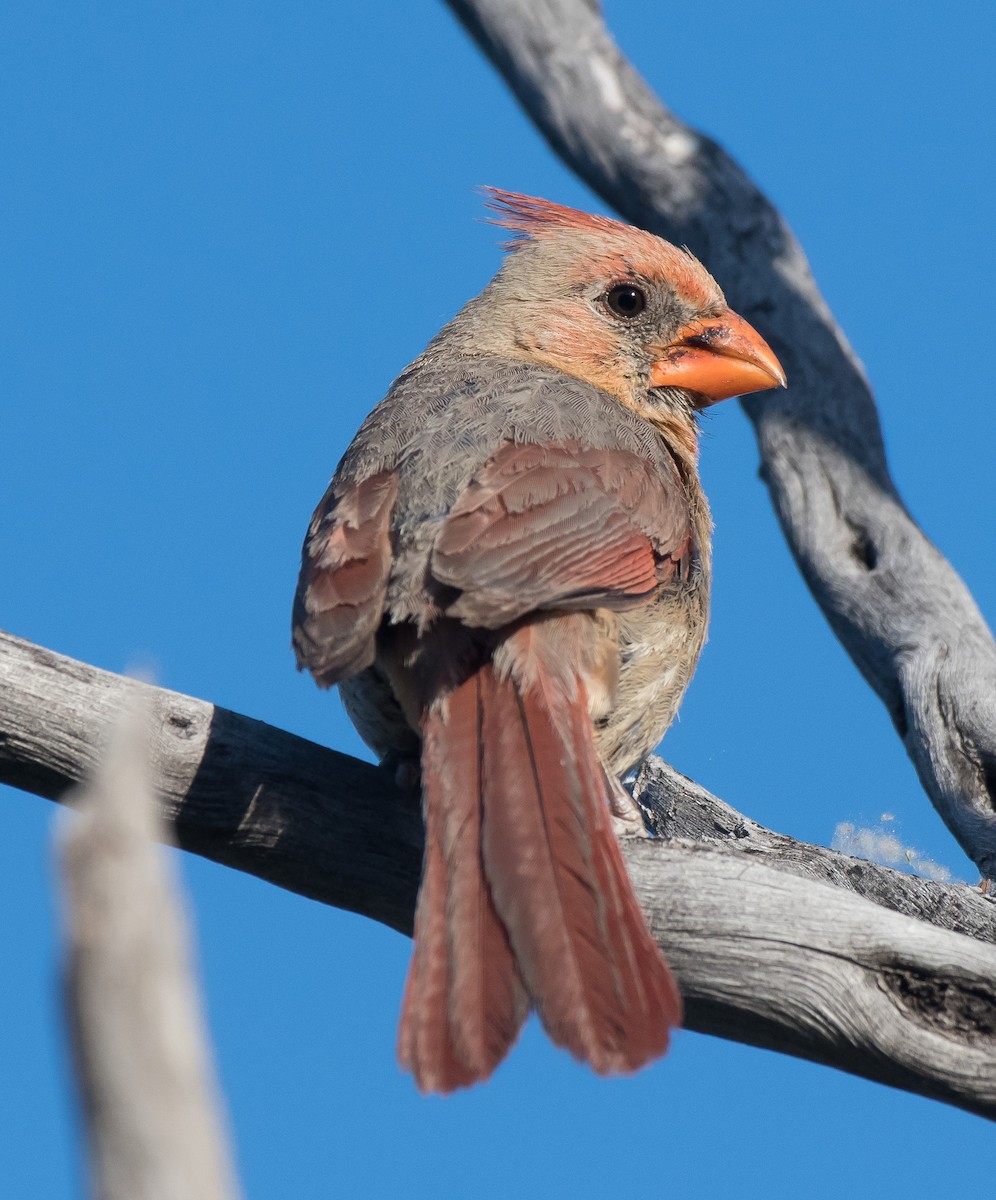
[58,691,242,1200]
[634,842,996,1119]
[634,759,996,946]
[5,629,995,1119]
[444,0,996,876]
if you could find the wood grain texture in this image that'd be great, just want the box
[443,0,996,876]
[631,842,996,1117]
[4,629,994,1118]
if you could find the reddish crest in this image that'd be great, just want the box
[483,187,633,243]
[481,187,721,310]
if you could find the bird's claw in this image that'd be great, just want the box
[609,775,650,839]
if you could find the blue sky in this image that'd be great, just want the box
[3,1,995,1194]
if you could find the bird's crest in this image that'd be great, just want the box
[482,187,631,245]
[481,187,720,309]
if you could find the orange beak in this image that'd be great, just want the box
[649,307,786,407]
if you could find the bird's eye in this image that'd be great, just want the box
[604,284,647,319]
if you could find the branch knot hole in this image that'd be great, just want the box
[845,519,878,572]
[879,963,996,1040]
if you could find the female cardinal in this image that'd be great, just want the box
[292,190,784,1092]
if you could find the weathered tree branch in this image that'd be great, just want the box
[634,758,996,946]
[4,629,995,1119]
[444,0,996,877]
[633,842,996,1120]
[59,697,242,1200]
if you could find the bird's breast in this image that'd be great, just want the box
[593,548,710,777]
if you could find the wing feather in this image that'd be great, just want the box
[292,470,398,685]
[432,440,691,628]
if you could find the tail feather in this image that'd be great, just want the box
[586,784,684,1068]
[397,804,478,1092]
[398,636,682,1092]
[399,671,529,1093]
[480,664,682,1073]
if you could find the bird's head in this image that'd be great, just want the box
[461,189,785,453]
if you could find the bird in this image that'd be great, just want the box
[292,189,785,1093]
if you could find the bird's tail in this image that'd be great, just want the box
[397,642,682,1093]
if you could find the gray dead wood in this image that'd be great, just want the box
[4,629,995,1120]
[59,694,242,1200]
[634,758,996,946]
[444,0,996,877]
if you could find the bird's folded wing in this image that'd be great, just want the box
[292,469,398,685]
[431,440,692,628]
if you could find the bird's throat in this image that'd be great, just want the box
[621,392,700,463]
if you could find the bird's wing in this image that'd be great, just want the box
[292,469,398,686]
[431,439,692,629]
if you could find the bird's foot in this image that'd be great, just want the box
[380,752,421,799]
[614,760,669,837]
[609,774,649,839]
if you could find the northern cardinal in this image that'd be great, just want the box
[293,190,784,1092]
